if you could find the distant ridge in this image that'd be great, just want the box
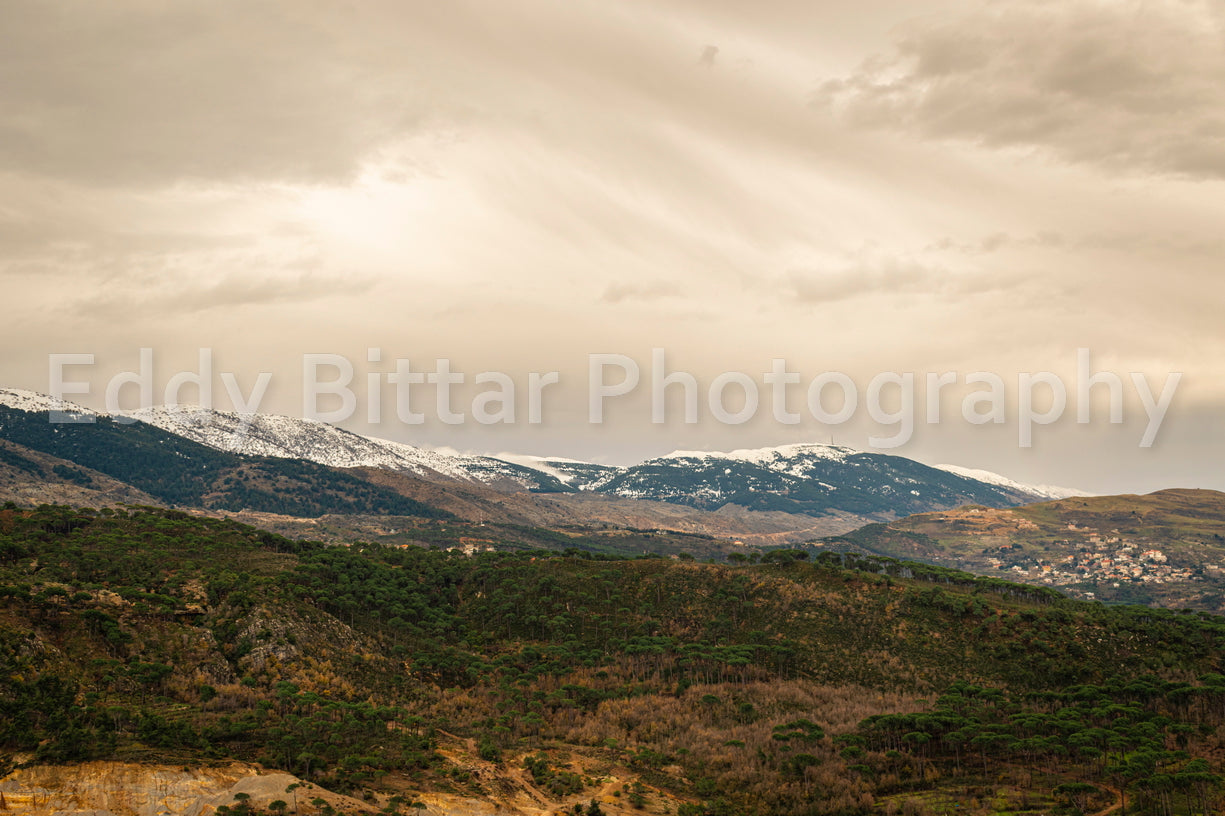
[0,388,1085,521]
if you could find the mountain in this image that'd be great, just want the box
[0,387,101,418]
[825,488,1225,613]
[128,403,572,492]
[3,504,1225,815]
[586,443,1076,518]
[135,405,1065,524]
[0,388,1084,539]
[10,384,1219,615]
[123,400,1088,510]
[0,390,850,548]
[0,392,448,520]
[0,389,572,493]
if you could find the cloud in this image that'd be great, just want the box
[1,217,373,321]
[786,249,1027,305]
[925,228,1225,261]
[813,0,1225,178]
[789,261,928,304]
[600,281,683,304]
[0,1,431,187]
[81,267,378,321]
[155,270,375,314]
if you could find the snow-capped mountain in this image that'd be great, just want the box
[0,390,566,492]
[520,445,1084,509]
[0,388,1085,519]
[126,405,569,492]
[583,443,1067,518]
[932,464,1088,501]
[0,387,99,419]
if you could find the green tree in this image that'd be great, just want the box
[1053,782,1099,816]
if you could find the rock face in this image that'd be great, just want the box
[0,762,247,816]
[0,763,368,816]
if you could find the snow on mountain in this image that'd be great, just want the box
[0,388,99,418]
[124,405,567,492]
[932,464,1090,501]
[0,391,562,491]
[650,444,1087,504]
[493,454,621,489]
[0,387,1089,511]
[592,441,1076,517]
[657,443,856,473]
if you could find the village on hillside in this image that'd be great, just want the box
[979,521,1205,596]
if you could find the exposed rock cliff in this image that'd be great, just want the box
[0,763,369,816]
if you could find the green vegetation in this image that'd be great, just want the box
[859,679,1225,815]
[1,503,1224,814]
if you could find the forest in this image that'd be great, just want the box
[2,503,1224,815]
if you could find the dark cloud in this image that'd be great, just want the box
[813,0,1225,178]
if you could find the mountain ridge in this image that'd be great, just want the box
[0,389,1085,522]
[0,389,1082,509]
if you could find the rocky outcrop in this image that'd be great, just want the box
[0,763,369,816]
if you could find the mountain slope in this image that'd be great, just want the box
[933,462,1088,500]
[128,404,571,492]
[127,404,1083,520]
[0,438,164,508]
[0,393,1013,546]
[0,400,448,519]
[826,488,1225,612]
[3,505,1225,815]
[0,387,103,418]
[595,443,1062,519]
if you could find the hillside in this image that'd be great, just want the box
[0,404,449,520]
[2,505,1225,815]
[0,438,163,508]
[827,489,1225,613]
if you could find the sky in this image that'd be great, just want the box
[2,0,1223,494]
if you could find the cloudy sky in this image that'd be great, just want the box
[2,0,1223,493]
